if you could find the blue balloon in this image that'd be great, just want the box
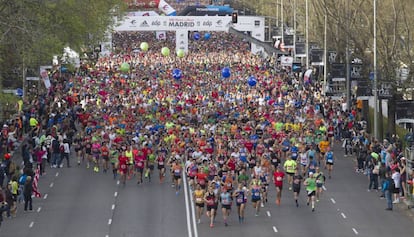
[172,68,182,80]
[221,67,231,78]
[193,32,200,40]
[16,88,23,97]
[248,76,257,87]
[204,32,211,40]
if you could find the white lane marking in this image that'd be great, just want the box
[266,211,271,217]
[330,198,336,204]
[322,185,327,191]
[352,228,359,235]
[111,204,115,210]
[43,194,48,200]
[182,171,194,237]
[341,212,347,219]
[114,192,118,197]
[37,207,41,213]
[49,182,54,188]
[55,172,59,177]
[108,219,112,225]
[117,180,120,185]
[273,226,278,233]
[29,222,34,228]
[105,235,109,237]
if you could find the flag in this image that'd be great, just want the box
[32,167,41,198]
[280,56,293,67]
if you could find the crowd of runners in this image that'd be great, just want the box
[0,19,412,228]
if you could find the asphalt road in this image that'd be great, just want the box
[1,143,414,237]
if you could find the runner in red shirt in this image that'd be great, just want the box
[118,151,128,186]
[134,150,146,184]
[273,165,285,205]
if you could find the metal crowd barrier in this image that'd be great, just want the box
[405,147,414,209]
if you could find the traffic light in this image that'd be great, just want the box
[232,12,238,24]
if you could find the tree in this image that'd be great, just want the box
[0,0,126,88]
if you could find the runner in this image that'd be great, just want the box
[172,160,182,195]
[318,137,330,166]
[204,185,217,228]
[324,148,334,179]
[273,165,285,206]
[233,183,248,223]
[314,167,325,202]
[304,172,317,212]
[283,156,296,190]
[134,150,146,184]
[219,187,232,226]
[125,144,133,179]
[156,150,166,183]
[100,141,110,173]
[292,168,303,207]
[250,178,262,216]
[118,150,128,186]
[73,132,83,166]
[83,136,92,169]
[299,146,309,177]
[146,147,156,182]
[193,184,205,224]
[91,139,101,173]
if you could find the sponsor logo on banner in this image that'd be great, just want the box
[140,20,150,27]
[216,20,223,26]
[203,21,212,27]
[130,20,137,25]
[151,20,161,26]
[280,56,293,67]
[168,19,195,27]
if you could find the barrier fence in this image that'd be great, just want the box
[405,147,414,208]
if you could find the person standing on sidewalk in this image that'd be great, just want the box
[391,167,401,204]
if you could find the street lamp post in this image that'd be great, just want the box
[305,0,309,69]
[281,0,284,43]
[373,0,378,140]
[323,13,328,95]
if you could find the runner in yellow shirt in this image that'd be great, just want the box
[318,138,330,166]
[283,156,297,190]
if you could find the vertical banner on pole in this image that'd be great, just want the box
[176,30,188,53]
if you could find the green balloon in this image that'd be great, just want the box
[120,62,130,73]
[140,42,149,51]
[161,47,170,56]
[176,49,185,58]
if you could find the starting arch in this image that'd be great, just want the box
[103,15,265,55]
